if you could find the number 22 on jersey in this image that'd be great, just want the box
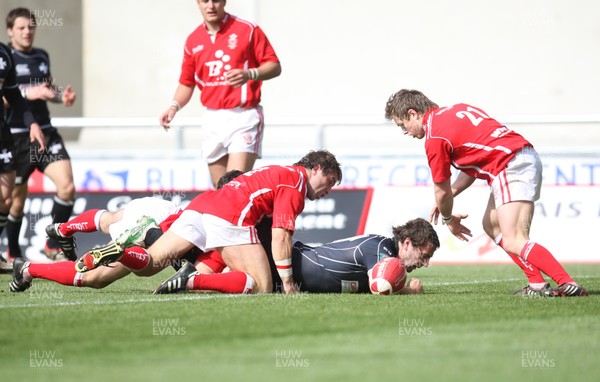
[455,106,490,126]
[456,106,510,138]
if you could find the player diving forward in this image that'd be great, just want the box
[11,215,439,295]
[9,196,182,292]
[10,172,437,294]
[154,217,440,294]
[8,171,244,293]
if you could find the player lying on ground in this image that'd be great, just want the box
[11,167,435,296]
[9,196,185,291]
[10,219,262,293]
[8,170,246,292]
[71,150,343,294]
[11,169,434,295]
[44,196,182,260]
[154,217,440,295]
[11,216,438,295]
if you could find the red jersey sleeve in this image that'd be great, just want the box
[425,136,454,183]
[179,29,200,87]
[250,26,280,65]
[271,183,305,232]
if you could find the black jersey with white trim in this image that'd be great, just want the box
[0,43,36,131]
[292,234,398,293]
[6,45,53,129]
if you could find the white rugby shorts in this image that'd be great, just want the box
[108,197,181,240]
[201,105,264,163]
[168,210,260,251]
[491,146,542,207]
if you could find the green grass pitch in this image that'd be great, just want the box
[1,264,598,382]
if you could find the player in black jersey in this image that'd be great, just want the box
[276,217,439,294]
[5,8,77,260]
[156,217,440,295]
[0,38,45,271]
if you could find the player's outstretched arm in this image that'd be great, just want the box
[271,228,298,294]
[398,278,424,294]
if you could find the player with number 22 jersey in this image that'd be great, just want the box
[423,103,532,185]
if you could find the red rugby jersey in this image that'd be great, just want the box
[179,13,279,109]
[424,103,531,185]
[186,165,308,232]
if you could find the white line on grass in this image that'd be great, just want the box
[0,293,256,309]
[1,275,594,309]
[426,274,595,286]
[427,277,523,286]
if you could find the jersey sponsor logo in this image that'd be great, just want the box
[15,63,31,76]
[491,126,510,138]
[205,49,232,80]
[0,149,13,163]
[191,44,204,54]
[0,57,6,70]
[47,142,64,155]
[39,62,49,74]
[341,280,360,293]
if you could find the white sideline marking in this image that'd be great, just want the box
[425,274,595,286]
[427,278,522,286]
[0,293,256,309]
[424,275,598,286]
[1,275,594,309]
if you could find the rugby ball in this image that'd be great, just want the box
[369,257,407,295]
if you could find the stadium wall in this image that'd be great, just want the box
[81,0,600,122]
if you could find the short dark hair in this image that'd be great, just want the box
[6,7,35,29]
[217,170,244,189]
[293,149,342,185]
[392,218,440,250]
[384,89,439,120]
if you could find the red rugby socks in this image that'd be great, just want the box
[28,262,81,286]
[189,271,254,294]
[118,246,151,271]
[59,209,104,236]
[520,241,573,286]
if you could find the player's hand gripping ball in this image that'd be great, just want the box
[369,257,407,295]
